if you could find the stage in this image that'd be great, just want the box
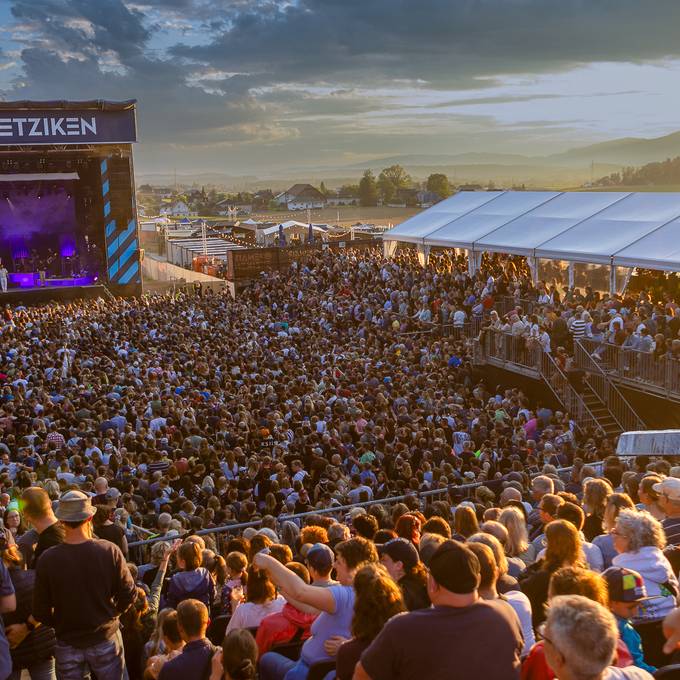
[0,284,110,305]
[0,99,142,296]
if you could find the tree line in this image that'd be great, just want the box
[358,165,453,206]
[593,155,680,187]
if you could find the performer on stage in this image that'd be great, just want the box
[38,256,47,287]
[0,263,7,293]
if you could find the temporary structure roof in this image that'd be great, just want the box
[475,192,631,256]
[424,191,560,248]
[383,190,680,271]
[382,191,501,243]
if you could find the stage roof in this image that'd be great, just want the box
[0,173,79,182]
[0,100,136,111]
[384,190,680,270]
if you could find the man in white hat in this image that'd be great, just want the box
[654,477,680,546]
[33,490,136,679]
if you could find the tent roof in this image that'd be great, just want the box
[384,190,680,269]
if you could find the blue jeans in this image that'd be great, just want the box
[54,631,127,680]
[9,657,56,680]
[259,652,309,680]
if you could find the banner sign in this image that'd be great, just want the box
[0,108,137,145]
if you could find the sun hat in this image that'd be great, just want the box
[653,477,680,502]
[55,490,97,522]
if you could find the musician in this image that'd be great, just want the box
[0,263,7,293]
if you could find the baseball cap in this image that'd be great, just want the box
[602,567,649,603]
[305,543,334,572]
[652,477,680,502]
[378,538,419,571]
[428,540,480,594]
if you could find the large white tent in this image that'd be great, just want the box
[383,191,680,278]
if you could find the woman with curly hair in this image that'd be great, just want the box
[518,520,585,629]
[335,563,406,680]
[611,508,678,666]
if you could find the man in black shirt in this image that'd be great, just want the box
[33,490,136,680]
[18,487,64,568]
[355,540,523,680]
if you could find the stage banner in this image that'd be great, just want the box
[0,108,136,145]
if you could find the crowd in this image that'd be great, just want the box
[0,247,679,678]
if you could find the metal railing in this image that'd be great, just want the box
[127,462,602,562]
[477,328,542,374]
[573,339,645,432]
[474,331,609,434]
[578,338,680,400]
[539,352,601,435]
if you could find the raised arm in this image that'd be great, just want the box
[253,552,336,614]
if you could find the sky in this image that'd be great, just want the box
[0,0,679,176]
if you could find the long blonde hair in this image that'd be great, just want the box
[499,507,529,557]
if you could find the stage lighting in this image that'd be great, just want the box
[66,192,72,199]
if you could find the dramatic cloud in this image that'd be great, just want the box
[2,0,680,174]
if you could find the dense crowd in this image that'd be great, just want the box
[0,248,679,679]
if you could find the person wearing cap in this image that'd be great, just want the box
[654,477,680,546]
[33,490,136,680]
[378,538,429,611]
[354,540,523,680]
[603,567,657,674]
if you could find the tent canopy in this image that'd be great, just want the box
[384,190,680,270]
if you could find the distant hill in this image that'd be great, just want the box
[547,131,680,167]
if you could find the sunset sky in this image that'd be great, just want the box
[1,1,679,174]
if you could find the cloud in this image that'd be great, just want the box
[4,0,680,173]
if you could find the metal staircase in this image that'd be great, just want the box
[473,332,644,436]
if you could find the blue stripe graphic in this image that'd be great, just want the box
[117,239,138,271]
[107,237,119,260]
[118,260,139,284]
[106,221,116,238]
[100,159,107,174]
[109,258,120,279]
[102,180,110,196]
[104,202,111,217]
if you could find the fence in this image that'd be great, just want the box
[573,340,645,431]
[578,338,680,400]
[477,328,543,374]
[127,462,601,561]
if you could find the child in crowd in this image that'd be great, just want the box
[220,551,249,616]
[602,566,657,674]
[165,540,215,609]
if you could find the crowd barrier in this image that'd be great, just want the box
[127,462,603,557]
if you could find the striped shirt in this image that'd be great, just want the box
[662,517,680,546]
[570,319,587,338]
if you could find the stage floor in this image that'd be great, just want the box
[0,284,109,305]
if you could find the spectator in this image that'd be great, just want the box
[468,541,535,656]
[583,479,613,542]
[210,628,257,680]
[225,565,284,634]
[611,509,678,667]
[18,487,64,569]
[377,538,430,611]
[256,537,377,680]
[354,540,524,680]
[540,595,652,680]
[654,478,680,546]
[335,563,406,680]
[165,541,215,611]
[593,494,636,570]
[145,611,184,680]
[255,562,316,655]
[158,599,215,680]
[637,476,665,522]
[602,567,657,674]
[519,520,586,629]
[33,490,136,679]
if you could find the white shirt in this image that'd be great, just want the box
[502,591,535,656]
[226,596,285,634]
